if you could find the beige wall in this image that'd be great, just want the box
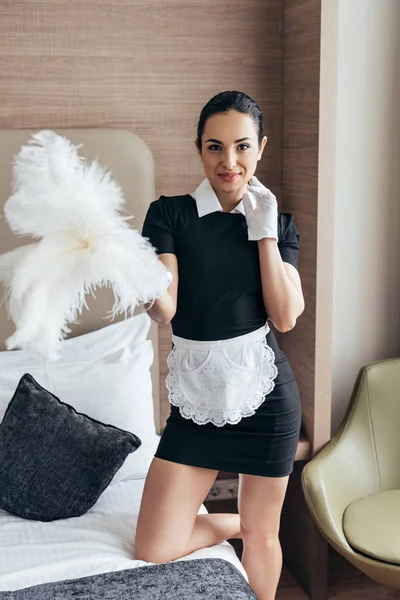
[331,0,400,431]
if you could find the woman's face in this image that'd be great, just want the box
[196,110,267,198]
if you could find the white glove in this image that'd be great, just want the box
[242,176,278,241]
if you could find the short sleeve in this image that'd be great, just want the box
[278,213,300,270]
[142,196,175,255]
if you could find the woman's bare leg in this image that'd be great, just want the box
[135,457,241,563]
[239,474,289,600]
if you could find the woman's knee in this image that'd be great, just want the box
[241,529,280,552]
[240,519,280,549]
[135,536,186,564]
[135,545,169,564]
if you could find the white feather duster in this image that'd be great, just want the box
[0,130,170,359]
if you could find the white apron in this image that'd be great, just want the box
[165,323,278,427]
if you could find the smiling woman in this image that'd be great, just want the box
[195,96,267,214]
[136,91,304,600]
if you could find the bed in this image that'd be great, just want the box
[0,130,253,598]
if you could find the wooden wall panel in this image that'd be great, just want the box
[0,0,284,196]
[0,0,284,426]
[280,3,332,600]
[280,0,330,452]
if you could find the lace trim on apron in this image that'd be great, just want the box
[165,323,278,427]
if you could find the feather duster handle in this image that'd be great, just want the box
[0,130,170,359]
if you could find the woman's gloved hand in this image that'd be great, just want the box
[242,176,278,241]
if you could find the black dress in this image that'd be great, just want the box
[142,193,302,477]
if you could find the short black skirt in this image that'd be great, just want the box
[155,330,302,477]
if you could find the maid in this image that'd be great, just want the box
[136,91,304,600]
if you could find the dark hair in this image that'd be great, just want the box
[196,90,264,151]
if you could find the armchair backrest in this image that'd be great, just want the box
[346,358,400,491]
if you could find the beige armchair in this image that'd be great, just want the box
[302,358,400,589]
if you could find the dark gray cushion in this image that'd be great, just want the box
[0,373,141,522]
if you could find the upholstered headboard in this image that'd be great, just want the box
[0,129,161,430]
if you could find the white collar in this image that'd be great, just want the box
[192,178,245,218]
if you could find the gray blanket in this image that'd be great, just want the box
[0,558,256,599]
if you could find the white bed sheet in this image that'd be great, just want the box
[0,473,246,591]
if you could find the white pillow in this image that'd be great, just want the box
[0,313,159,482]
